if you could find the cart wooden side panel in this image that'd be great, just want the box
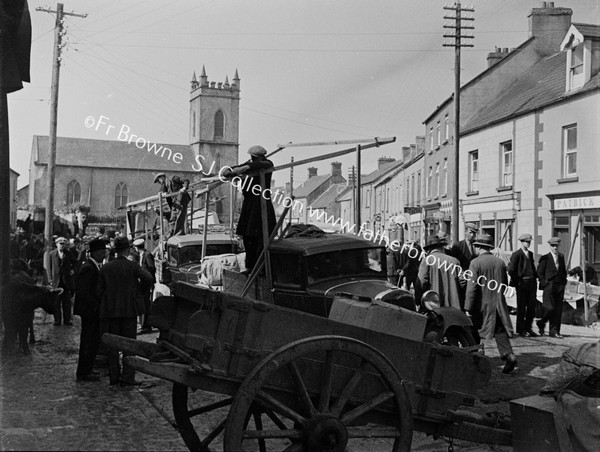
[150,282,491,418]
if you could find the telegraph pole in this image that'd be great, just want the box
[443,2,474,243]
[36,3,86,279]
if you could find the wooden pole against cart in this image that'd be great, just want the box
[579,213,589,324]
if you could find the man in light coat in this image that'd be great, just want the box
[465,233,517,374]
[417,235,461,308]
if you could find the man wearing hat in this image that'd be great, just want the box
[449,222,479,309]
[97,237,153,386]
[153,173,174,212]
[417,234,461,308]
[49,236,77,326]
[465,233,517,374]
[536,237,567,338]
[133,238,156,334]
[508,233,538,337]
[221,145,276,273]
[74,238,107,382]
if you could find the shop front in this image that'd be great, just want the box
[550,193,600,272]
[461,195,517,251]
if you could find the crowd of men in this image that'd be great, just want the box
[388,223,590,375]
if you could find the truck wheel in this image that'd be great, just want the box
[224,335,413,452]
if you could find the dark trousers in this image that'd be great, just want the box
[243,236,262,273]
[141,290,152,329]
[516,279,537,333]
[76,315,100,378]
[539,283,565,335]
[54,282,72,324]
[494,312,513,358]
[101,318,137,384]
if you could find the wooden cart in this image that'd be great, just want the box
[104,281,512,451]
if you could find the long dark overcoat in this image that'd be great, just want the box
[465,251,514,340]
[235,159,276,238]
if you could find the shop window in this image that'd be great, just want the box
[553,228,570,255]
[468,151,479,192]
[585,226,600,265]
[497,220,514,251]
[563,125,577,178]
[500,141,513,187]
[66,180,81,205]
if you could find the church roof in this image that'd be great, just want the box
[32,135,194,172]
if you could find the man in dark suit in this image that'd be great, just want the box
[49,237,76,326]
[133,238,156,334]
[74,238,107,382]
[97,237,153,386]
[449,222,479,309]
[536,237,567,338]
[508,233,538,337]
[222,145,276,273]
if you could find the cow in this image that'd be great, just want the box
[2,273,63,355]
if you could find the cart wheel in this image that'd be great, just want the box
[224,335,413,452]
[172,383,233,451]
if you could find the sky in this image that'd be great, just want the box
[8,0,599,190]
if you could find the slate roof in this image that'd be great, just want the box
[361,160,403,185]
[462,51,600,135]
[310,183,347,209]
[293,174,330,198]
[32,136,194,172]
[572,23,600,38]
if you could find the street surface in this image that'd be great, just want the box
[1,310,598,451]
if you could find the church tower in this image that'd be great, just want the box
[189,66,240,222]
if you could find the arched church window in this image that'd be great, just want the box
[115,182,128,209]
[66,180,81,205]
[214,110,224,139]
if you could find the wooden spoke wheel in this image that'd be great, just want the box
[172,383,233,451]
[224,335,413,452]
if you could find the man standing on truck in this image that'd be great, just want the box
[221,145,276,274]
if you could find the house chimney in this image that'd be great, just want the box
[308,167,318,178]
[487,46,506,68]
[402,147,411,162]
[378,157,395,169]
[528,3,572,56]
[331,161,342,178]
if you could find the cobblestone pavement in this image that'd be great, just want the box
[1,310,598,451]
